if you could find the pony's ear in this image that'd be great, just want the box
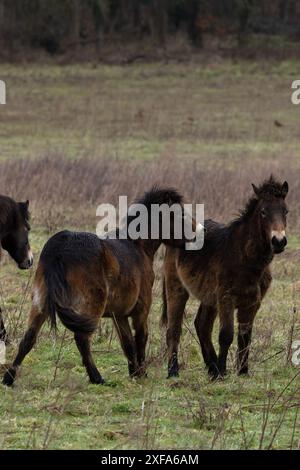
[251,183,259,197]
[281,181,289,198]
[18,200,30,222]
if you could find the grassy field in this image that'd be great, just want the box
[0,60,300,164]
[0,60,299,450]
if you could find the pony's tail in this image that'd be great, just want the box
[160,276,168,327]
[43,260,96,335]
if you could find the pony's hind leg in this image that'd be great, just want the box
[194,304,218,378]
[74,332,104,384]
[2,305,46,386]
[113,316,138,377]
[3,267,47,386]
[72,294,107,384]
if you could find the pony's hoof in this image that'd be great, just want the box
[90,375,105,385]
[0,334,9,345]
[209,372,226,382]
[130,370,147,379]
[132,363,148,378]
[238,367,249,376]
[207,363,219,381]
[167,369,179,379]
[136,370,148,379]
[2,368,16,387]
[209,373,219,381]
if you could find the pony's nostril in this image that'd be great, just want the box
[271,235,287,250]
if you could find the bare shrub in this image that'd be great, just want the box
[0,154,298,233]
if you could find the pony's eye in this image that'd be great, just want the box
[261,209,267,217]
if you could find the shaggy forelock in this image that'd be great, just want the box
[254,175,285,200]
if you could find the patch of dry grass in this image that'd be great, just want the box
[0,154,299,233]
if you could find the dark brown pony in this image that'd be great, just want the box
[0,195,33,342]
[3,188,188,386]
[162,177,289,379]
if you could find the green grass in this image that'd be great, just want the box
[0,61,299,449]
[0,230,299,450]
[1,61,300,164]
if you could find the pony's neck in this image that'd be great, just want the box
[235,210,273,269]
[0,216,11,239]
[0,197,18,239]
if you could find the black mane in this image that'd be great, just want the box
[126,186,183,224]
[135,186,183,209]
[18,201,31,229]
[116,187,184,239]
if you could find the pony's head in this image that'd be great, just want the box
[1,198,33,269]
[251,176,289,254]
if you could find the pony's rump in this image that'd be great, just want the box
[41,230,99,334]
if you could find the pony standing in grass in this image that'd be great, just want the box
[162,177,289,379]
[3,187,190,386]
[0,196,33,343]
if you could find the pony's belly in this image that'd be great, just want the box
[178,266,217,305]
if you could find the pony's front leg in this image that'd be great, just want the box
[237,303,260,375]
[218,300,235,377]
[3,306,46,386]
[132,305,150,378]
[194,304,218,378]
[0,307,8,343]
[166,288,189,378]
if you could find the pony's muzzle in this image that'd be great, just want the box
[18,251,34,269]
[271,235,287,253]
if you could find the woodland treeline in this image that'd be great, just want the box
[0,0,300,55]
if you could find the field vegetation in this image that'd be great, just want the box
[0,60,299,449]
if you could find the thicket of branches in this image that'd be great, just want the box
[0,0,300,56]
